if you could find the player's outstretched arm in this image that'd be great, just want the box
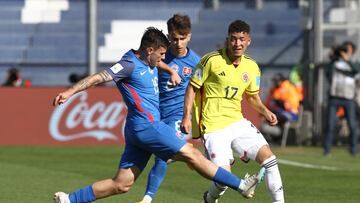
[52,70,113,106]
[158,61,181,86]
[244,93,278,126]
[181,83,197,133]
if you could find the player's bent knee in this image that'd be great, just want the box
[112,176,135,194]
[173,143,201,163]
[113,182,132,194]
[256,145,274,163]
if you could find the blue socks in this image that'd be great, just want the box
[213,167,241,190]
[69,185,96,203]
[145,157,168,198]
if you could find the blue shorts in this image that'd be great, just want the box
[119,121,187,171]
[162,116,191,140]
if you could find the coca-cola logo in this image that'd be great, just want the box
[49,91,127,142]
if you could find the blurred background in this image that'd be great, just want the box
[0,0,360,148]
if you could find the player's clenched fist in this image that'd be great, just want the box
[180,117,191,134]
[52,90,74,106]
[265,110,278,126]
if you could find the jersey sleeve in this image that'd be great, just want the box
[190,54,211,89]
[245,64,261,95]
[105,59,135,83]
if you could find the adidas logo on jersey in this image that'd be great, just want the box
[218,71,226,76]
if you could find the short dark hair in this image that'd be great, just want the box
[167,14,191,35]
[228,20,250,35]
[139,27,170,50]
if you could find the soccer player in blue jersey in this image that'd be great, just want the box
[53,27,260,203]
[137,14,201,203]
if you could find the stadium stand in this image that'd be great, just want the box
[190,1,303,65]
[0,1,28,65]
[0,0,303,86]
[97,1,202,62]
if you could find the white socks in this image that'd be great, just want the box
[262,155,284,203]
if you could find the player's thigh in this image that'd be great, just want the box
[134,121,187,162]
[119,140,152,172]
[203,127,233,166]
[230,119,269,161]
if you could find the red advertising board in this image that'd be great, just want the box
[0,87,260,145]
[0,87,127,145]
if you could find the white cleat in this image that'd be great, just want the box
[239,173,259,198]
[241,167,266,198]
[54,192,70,203]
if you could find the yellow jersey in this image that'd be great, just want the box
[191,48,261,135]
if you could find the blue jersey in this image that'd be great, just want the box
[158,48,200,119]
[106,50,160,126]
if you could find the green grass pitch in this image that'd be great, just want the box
[1,145,360,202]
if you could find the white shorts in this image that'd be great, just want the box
[202,119,268,166]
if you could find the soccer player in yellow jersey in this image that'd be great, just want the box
[181,20,285,203]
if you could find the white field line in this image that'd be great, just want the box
[278,159,341,171]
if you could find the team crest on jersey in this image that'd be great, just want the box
[242,72,249,82]
[183,67,192,77]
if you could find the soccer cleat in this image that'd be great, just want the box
[54,192,70,203]
[203,191,218,203]
[241,168,266,198]
[203,191,209,203]
[257,167,266,184]
[239,173,260,199]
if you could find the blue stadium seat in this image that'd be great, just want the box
[0,22,35,33]
[0,47,25,63]
[191,1,302,64]
[31,33,104,47]
[98,1,201,21]
[0,9,22,20]
[20,65,88,86]
[0,0,24,7]
[36,23,87,33]
[61,10,87,21]
[25,47,87,63]
[0,34,30,46]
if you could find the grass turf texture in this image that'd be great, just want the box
[1,146,360,202]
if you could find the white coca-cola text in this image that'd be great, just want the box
[49,91,126,141]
